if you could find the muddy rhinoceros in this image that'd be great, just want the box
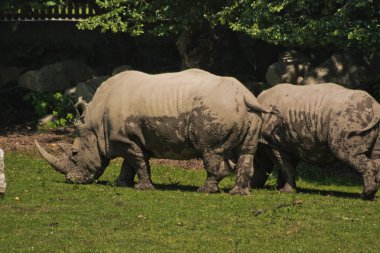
[251,83,380,200]
[36,69,269,195]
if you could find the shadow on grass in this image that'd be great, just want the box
[297,187,362,199]
[290,162,363,187]
[94,180,200,192]
[59,180,364,199]
[155,183,199,192]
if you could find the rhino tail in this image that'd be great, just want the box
[348,101,380,136]
[244,93,276,114]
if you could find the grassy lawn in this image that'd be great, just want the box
[0,153,379,252]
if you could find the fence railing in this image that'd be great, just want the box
[0,0,100,21]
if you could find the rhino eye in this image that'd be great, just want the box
[71,148,79,156]
[69,148,79,162]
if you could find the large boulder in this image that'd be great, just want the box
[66,76,108,103]
[303,53,380,88]
[66,65,133,103]
[265,50,311,86]
[0,65,26,89]
[18,60,95,92]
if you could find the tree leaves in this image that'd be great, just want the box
[33,0,378,53]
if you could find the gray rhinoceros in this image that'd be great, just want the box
[251,83,380,200]
[36,69,269,195]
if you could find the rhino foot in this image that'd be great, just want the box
[362,192,376,201]
[197,184,220,194]
[134,182,155,190]
[362,186,377,201]
[278,183,296,193]
[116,178,135,188]
[229,186,251,195]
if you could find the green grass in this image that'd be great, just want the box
[1,153,379,253]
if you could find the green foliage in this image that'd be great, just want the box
[219,0,380,53]
[0,0,64,10]
[77,0,223,36]
[1,153,380,252]
[23,91,75,129]
[78,0,380,53]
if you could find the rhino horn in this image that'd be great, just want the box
[35,140,69,175]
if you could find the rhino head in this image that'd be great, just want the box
[35,99,109,183]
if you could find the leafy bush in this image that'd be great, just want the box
[23,91,75,129]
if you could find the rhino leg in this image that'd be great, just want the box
[198,153,230,194]
[336,152,378,200]
[127,156,154,190]
[116,159,136,187]
[330,130,379,200]
[271,149,298,193]
[230,154,253,195]
[349,155,378,200]
[251,144,274,188]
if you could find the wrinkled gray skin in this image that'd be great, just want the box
[36,69,269,195]
[251,83,380,200]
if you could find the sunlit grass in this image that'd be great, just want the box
[0,153,379,252]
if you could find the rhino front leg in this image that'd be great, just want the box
[127,156,154,190]
[251,144,274,188]
[198,153,230,194]
[116,159,136,187]
[230,154,253,195]
[272,149,297,193]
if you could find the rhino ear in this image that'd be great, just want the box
[75,97,88,124]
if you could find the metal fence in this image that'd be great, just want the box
[0,0,100,21]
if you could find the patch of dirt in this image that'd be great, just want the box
[0,124,203,169]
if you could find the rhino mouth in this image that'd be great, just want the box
[65,173,94,184]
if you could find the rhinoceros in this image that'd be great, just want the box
[251,83,380,200]
[36,69,269,195]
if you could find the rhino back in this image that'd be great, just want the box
[258,84,347,137]
[258,83,358,163]
[88,69,255,159]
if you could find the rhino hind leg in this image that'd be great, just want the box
[349,155,378,200]
[330,133,379,200]
[198,153,230,194]
[116,159,136,187]
[229,154,254,195]
[336,152,378,200]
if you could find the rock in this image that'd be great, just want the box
[265,50,311,86]
[38,114,57,126]
[0,65,26,88]
[303,53,380,88]
[112,65,133,76]
[66,76,108,103]
[18,60,96,92]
